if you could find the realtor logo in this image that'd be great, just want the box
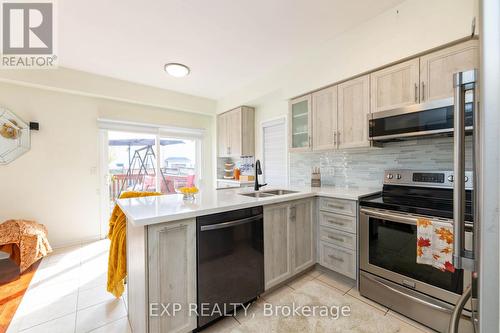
[1,0,57,68]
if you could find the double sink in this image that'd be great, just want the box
[239,189,298,198]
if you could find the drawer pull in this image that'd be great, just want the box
[328,254,344,262]
[327,219,344,226]
[327,235,344,242]
[327,204,344,209]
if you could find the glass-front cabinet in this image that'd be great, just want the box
[289,94,312,151]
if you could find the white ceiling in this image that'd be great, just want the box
[59,0,406,100]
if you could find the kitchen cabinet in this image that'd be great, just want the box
[370,59,420,113]
[419,40,479,103]
[370,40,479,112]
[217,113,228,157]
[148,219,197,333]
[291,198,315,273]
[263,203,292,289]
[289,95,312,152]
[312,86,338,150]
[264,198,314,290]
[217,106,255,157]
[317,197,357,279]
[337,75,371,149]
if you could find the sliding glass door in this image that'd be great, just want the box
[100,125,202,237]
[158,137,198,194]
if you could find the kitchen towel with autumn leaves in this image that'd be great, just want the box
[416,218,455,273]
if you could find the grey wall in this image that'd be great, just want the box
[289,136,473,188]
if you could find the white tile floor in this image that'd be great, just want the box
[7,240,435,333]
[7,240,130,333]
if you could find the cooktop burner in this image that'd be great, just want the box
[360,170,474,221]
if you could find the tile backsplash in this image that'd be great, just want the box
[289,136,473,188]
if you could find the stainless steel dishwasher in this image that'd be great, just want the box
[196,206,264,329]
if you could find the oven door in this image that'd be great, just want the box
[359,207,472,306]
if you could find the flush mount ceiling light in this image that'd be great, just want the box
[164,63,190,77]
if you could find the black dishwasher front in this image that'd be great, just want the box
[196,206,264,329]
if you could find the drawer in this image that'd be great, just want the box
[319,226,356,250]
[319,211,356,234]
[319,242,356,279]
[319,197,356,216]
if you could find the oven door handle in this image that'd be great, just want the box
[200,214,263,231]
[363,273,454,313]
[360,208,474,229]
[360,208,420,225]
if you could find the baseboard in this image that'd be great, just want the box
[51,235,105,250]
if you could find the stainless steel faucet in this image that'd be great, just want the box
[254,160,267,191]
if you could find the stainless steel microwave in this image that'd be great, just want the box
[369,98,474,142]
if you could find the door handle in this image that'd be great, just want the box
[414,83,418,103]
[421,82,425,101]
[200,214,263,231]
[453,69,477,271]
[448,285,472,333]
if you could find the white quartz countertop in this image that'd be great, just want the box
[117,186,381,227]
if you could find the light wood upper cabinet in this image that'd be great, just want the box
[148,219,197,333]
[420,40,479,103]
[289,95,312,152]
[291,199,314,273]
[264,203,292,290]
[312,86,338,151]
[217,106,255,157]
[370,58,420,113]
[337,75,371,149]
[217,112,229,157]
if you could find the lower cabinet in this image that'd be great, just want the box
[317,197,357,280]
[319,240,356,279]
[148,219,197,333]
[264,198,314,290]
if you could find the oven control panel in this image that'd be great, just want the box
[384,170,473,189]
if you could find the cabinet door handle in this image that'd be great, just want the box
[328,254,344,262]
[308,136,312,147]
[421,82,425,101]
[327,235,345,242]
[333,130,336,145]
[414,83,418,103]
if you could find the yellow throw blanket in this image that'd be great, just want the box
[107,191,161,298]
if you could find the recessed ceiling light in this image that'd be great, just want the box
[164,63,190,77]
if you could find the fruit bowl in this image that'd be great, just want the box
[176,186,199,200]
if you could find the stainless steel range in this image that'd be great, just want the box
[359,170,475,332]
